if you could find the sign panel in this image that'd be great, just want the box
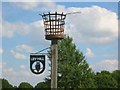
[30,54,45,74]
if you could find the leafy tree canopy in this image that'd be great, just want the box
[1,35,119,89]
[95,70,118,88]
[35,81,50,88]
[18,82,33,88]
[112,70,120,88]
[2,78,13,89]
[47,35,96,89]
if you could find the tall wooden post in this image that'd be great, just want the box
[51,40,58,89]
[41,12,66,89]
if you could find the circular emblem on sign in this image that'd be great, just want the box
[30,54,45,74]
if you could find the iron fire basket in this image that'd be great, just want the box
[41,12,66,40]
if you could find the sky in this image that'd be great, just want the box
[0,0,119,87]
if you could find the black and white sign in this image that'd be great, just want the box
[30,54,45,74]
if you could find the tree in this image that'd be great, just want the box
[13,86,17,88]
[18,82,33,89]
[47,35,96,89]
[0,78,2,90]
[112,70,120,88]
[95,70,117,88]
[2,78,13,89]
[35,81,50,88]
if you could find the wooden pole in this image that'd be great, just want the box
[51,40,58,89]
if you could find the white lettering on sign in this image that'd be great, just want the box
[31,57,44,61]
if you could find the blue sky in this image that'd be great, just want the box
[2,2,118,22]
[1,1,118,86]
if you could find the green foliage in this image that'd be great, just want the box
[0,78,2,90]
[95,70,117,88]
[35,82,46,88]
[47,35,96,89]
[18,82,33,89]
[101,70,111,75]
[1,36,119,89]
[35,81,50,88]
[13,86,17,88]
[112,70,120,88]
[2,78,13,88]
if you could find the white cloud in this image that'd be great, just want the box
[10,50,27,60]
[4,67,14,72]
[16,44,34,53]
[85,48,94,58]
[11,2,68,13]
[15,53,26,60]
[20,65,26,69]
[0,62,2,78]
[2,21,32,38]
[91,59,118,72]
[13,2,39,10]
[2,61,50,86]
[65,6,118,44]
[2,4,118,45]
[2,19,49,46]
[0,48,3,54]
[0,2,2,38]
[0,23,2,38]
[13,2,57,11]
[0,63,2,69]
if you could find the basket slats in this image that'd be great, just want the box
[42,12,66,40]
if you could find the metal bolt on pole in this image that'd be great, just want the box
[51,40,58,89]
